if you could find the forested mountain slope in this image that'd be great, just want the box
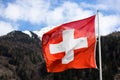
[0,31,120,80]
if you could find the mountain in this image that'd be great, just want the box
[0,30,120,80]
[0,31,53,80]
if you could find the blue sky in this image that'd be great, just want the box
[0,0,120,36]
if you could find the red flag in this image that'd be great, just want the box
[42,15,97,72]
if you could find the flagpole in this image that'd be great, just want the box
[97,10,102,80]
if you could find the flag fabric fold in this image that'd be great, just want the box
[42,15,97,72]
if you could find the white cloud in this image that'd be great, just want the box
[80,2,108,10]
[0,2,4,16]
[46,1,93,26]
[0,0,120,36]
[96,13,120,35]
[21,0,50,24]
[46,1,120,35]
[98,0,120,12]
[117,27,120,31]
[5,4,22,21]
[3,0,50,24]
[3,0,94,25]
[0,21,18,36]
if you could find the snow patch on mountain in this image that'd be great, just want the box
[23,30,32,37]
[33,26,55,39]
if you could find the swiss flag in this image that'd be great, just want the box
[42,15,97,72]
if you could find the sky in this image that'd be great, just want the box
[0,0,120,36]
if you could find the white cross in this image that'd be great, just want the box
[49,29,88,64]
